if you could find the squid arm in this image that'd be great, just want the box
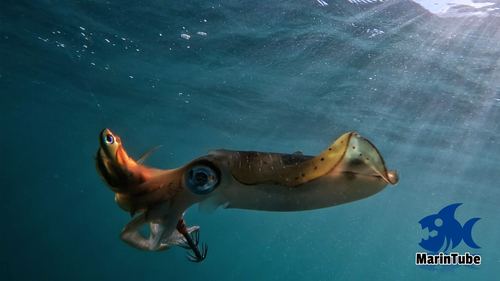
[95,129,199,253]
[119,210,200,252]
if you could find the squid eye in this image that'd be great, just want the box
[186,166,218,194]
[104,134,115,145]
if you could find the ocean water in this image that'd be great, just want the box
[1,0,499,280]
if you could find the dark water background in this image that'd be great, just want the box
[1,0,499,280]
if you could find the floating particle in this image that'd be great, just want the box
[317,0,328,6]
[197,31,207,36]
[181,34,190,40]
[367,29,385,38]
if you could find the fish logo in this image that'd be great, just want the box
[418,203,480,252]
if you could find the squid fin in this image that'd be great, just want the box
[217,132,399,187]
[137,145,162,165]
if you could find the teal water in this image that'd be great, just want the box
[1,0,499,280]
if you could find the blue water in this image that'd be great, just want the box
[1,0,499,280]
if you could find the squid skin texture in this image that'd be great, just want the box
[96,130,399,251]
[209,132,398,188]
[201,132,399,212]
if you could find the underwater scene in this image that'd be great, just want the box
[1,0,499,280]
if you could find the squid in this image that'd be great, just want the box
[95,128,399,262]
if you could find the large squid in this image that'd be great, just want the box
[95,129,399,262]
